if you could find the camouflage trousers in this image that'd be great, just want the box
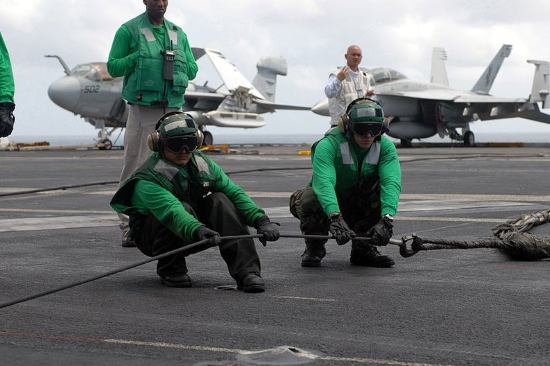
[289,177,382,251]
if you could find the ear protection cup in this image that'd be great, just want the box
[147,130,160,152]
[338,114,350,134]
[196,129,204,147]
[383,117,390,134]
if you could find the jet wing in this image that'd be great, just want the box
[477,101,550,123]
[185,91,225,101]
[379,90,527,103]
[378,91,550,123]
[199,48,265,100]
[253,99,311,111]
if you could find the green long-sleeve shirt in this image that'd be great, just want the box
[311,134,401,217]
[0,32,15,103]
[111,152,265,243]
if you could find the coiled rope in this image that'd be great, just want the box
[401,209,550,261]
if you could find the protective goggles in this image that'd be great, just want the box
[163,135,199,154]
[350,122,384,137]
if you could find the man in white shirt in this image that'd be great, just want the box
[325,45,374,127]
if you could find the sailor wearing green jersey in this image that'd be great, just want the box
[290,98,401,268]
[111,112,280,292]
[107,0,199,247]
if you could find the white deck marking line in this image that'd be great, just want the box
[0,214,517,232]
[0,188,38,193]
[400,193,550,202]
[0,215,117,232]
[246,192,550,202]
[397,216,503,223]
[103,338,448,366]
[272,295,337,302]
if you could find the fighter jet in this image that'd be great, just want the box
[46,48,309,149]
[312,45,550,146]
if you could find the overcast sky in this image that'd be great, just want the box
[2,0,550,142]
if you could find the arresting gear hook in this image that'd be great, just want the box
[388,234,421,258]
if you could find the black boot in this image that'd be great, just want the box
[301,244,326,267]
[350,242,395,267]
[160,273,192,288]
[237,272,265,293]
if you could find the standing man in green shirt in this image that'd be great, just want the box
[0,31,15,138]
[107,0,198,247]
[290,98,401,268]
[111,112,280,292]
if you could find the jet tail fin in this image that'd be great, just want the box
[430,47,449,86]
[471,44,512,94]
[251,56,288,102]
[203,48,265,100]
[527,60,550,108]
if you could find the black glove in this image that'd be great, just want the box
[254,215,280,246]
[329,213,356,245]
[0,102,15,138]
[195,226,221,247]
[366,216,393,246]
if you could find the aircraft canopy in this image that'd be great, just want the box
[368,68,407,85]
[71,63,114,82]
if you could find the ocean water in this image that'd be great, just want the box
[8,134,326,147]
[7,132,550,147]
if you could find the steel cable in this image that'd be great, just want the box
[0,153,503,198]
[0,233,358,310]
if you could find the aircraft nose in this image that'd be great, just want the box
[311,99,329,116]
[48,77,80,111]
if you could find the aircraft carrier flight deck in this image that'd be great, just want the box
[1,145,550,366]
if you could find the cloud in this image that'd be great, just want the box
[2,0,550,140]
[1,0,43,32]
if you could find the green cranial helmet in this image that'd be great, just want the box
[158,112,198,138]
[348,98,384,123]
[345,98,388,140]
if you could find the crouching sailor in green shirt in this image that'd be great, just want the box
[110,112,280,292]
[290,98,401,268]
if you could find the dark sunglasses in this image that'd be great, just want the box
[350,122,383,137]
[163,135,199,154]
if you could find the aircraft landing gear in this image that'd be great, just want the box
[463,131,475,147]
[94,121,120,150]
[202,131,213,146]
[400,138,413,148]
[98,139,113,150]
